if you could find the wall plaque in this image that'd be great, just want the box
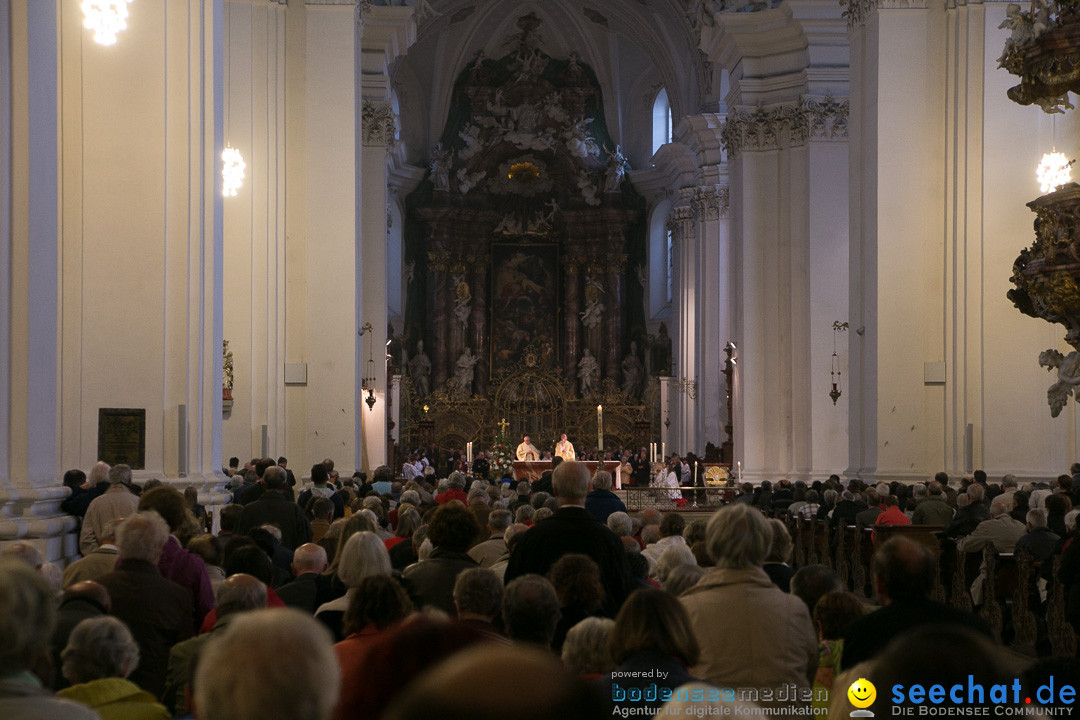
[97,408,146,469]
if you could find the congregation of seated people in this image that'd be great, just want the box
[4,457,1080,718]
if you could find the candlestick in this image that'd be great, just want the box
[661,442,665,461]
[737,461,742,481]
[466,442,472,464]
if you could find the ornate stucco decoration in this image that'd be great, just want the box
[362,100,397,147]
[841,0,927,30]
[692,185,729,220]
[841,0,876,29]
[1008,184,1080,416]
[666,198,696,247]
[804,95,849,140]
[999,2,1080,114]
[720,103,809,158]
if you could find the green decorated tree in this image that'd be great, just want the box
[490,435,515,479]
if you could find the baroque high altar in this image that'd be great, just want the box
[393,15,669,453]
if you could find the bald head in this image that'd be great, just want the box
[552,461,589,505]
[216,573,267,618]
[64,581,111,613]
[292,543,328,576]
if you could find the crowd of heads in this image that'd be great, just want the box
[8,459,1079,719]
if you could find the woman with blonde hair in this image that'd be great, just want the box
[315,531,392,640]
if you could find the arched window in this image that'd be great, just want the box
[652,87,673,155]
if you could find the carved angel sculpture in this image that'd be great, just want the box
[1040,348,1080,417]
[997,4,1034,68]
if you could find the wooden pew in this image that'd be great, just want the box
[790,515,806,568]
[1011,550,1038,649]
[834,522,850,590]
[977,548,1012,642]
[1047,554,1078,657]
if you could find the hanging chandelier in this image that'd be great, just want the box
[830,321,848,405]
[1037,151,1074,194]
[221,3,245,198]
[82,0,133,46]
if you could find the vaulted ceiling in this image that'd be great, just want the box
[391,0,718,170]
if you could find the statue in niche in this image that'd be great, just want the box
[409,340,432,397]
[580,278,604,330]
[429,142,451,191]
[651,323,673,376]
[604,145,628,192]
[453,278,472,331]
[578,348,600,397]
[622,341,646,400]
[387,323,403,376]
[454,347,478,396]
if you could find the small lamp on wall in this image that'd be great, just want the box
[82,0,133,46]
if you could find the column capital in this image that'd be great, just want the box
[842,0,929,29]
[720,101,808,158]
[804,95,849,141]
[362,99,397,147]
[693,185,730,221]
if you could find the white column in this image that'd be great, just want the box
[0,0,74,551]
[54,0,223,485]
[848,0,947,483]
[302,1,361,474]
[805,96,851,477]
[706,7,812,482]
[358,6,414,472]
[690,181,731,451]
[220,0,288,466]
[669,193,696,455]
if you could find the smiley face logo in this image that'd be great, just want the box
[848,678,877,709]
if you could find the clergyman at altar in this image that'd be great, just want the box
[554,433,575,461]
[516,435,539,461]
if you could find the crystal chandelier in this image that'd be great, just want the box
[1037,152,1073,194]
[82,0,133,46]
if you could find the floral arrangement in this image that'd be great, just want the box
[490,435,515,478]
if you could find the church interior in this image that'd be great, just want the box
[4,0,1080,560]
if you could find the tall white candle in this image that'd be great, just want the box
[597,405,603,453]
